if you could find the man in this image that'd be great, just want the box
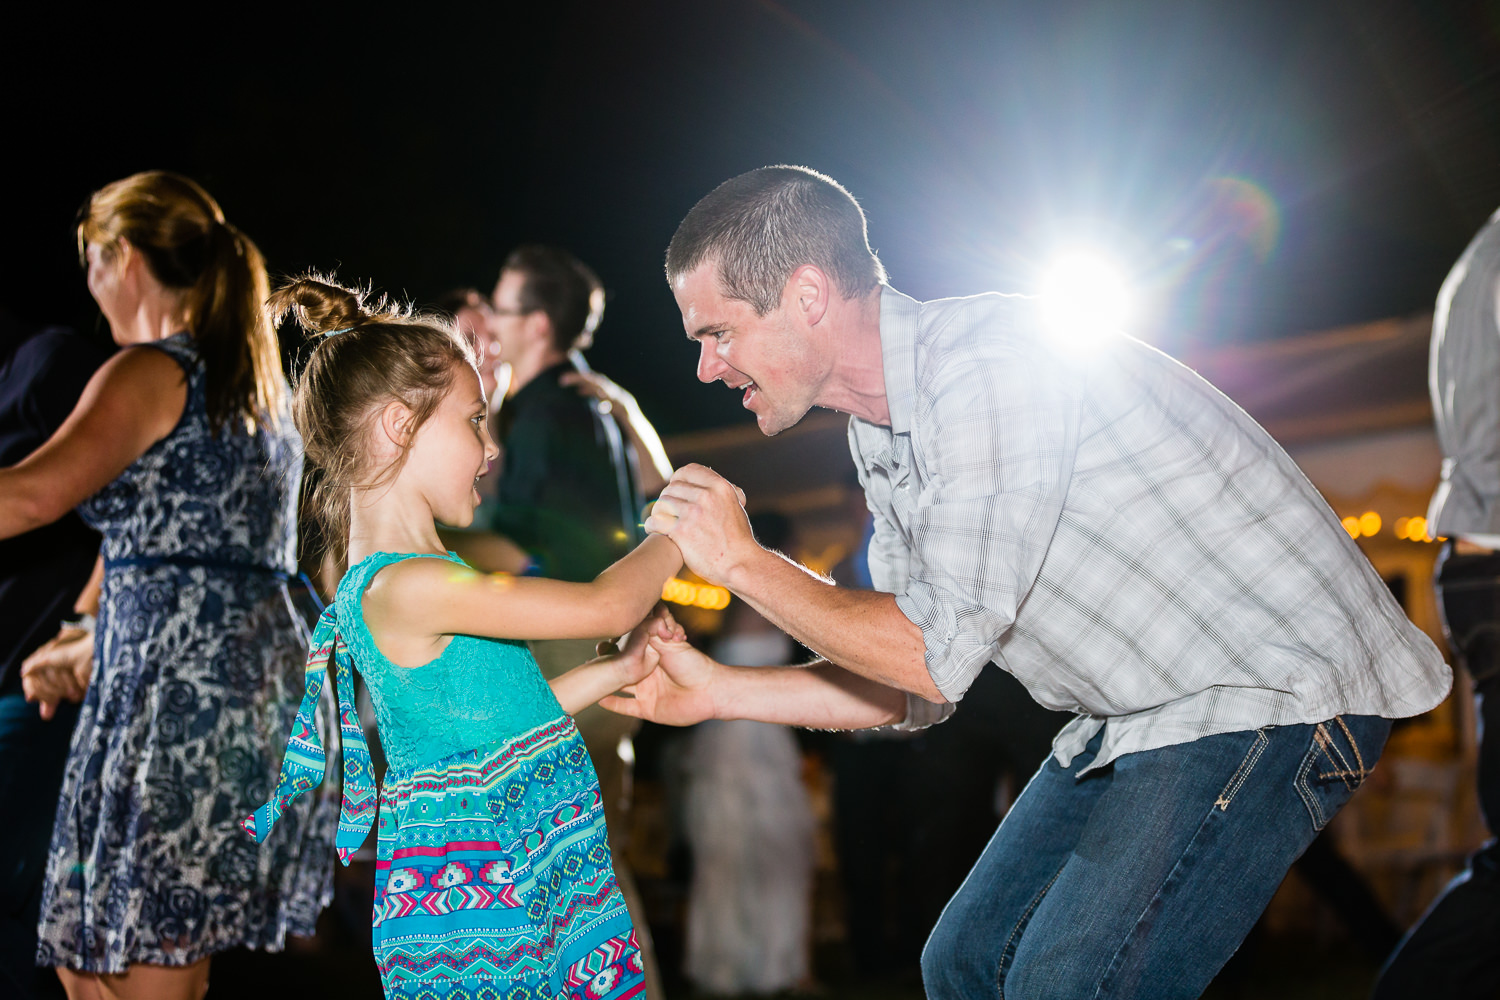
[1373,210,1500,998]
[476,246,672,997]
[608,166,1452,999]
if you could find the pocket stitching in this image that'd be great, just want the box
[1214,728,1269,812]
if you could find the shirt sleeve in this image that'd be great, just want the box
[895,332,1085,703]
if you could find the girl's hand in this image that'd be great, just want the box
[20,627,94,720]
[600,625,719,726]
[607,604,685,688]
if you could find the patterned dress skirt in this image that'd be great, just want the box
[373,716,644,1000]
[36,566,337,971]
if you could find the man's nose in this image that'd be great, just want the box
[696,340,726,383]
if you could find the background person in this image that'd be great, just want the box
[0,319,112,1000]
[0,172,337,1000]
[682,511,817,997]
[1372,208,1500,999]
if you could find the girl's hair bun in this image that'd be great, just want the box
[267,272,388,337]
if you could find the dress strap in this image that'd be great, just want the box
[241,605,377,864]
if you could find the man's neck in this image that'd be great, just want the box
[818,287,890,426]
[504,347,569,399]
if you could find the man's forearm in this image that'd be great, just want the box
[724,547,942,702]
[712,659,908,729]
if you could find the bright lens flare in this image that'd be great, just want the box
[1039,253,1133,351]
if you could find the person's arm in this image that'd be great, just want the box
[647,465,938,700]
[559,369,673,496]
[0,346,186,539]
[366,534,683,659]
[650,323,1082,706]
[600,630,907,729]
[549,604,682,714]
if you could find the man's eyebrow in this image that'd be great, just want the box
[688,324,721,341]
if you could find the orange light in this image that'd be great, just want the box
[1358,511,1382,537]
[1341,516,1360,539]
[1407,516,1428,542]
[662,577,730,611]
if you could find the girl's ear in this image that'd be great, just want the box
[376,399,418,452]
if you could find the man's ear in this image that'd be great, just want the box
[788,264,830,328]
[523,310,554,352]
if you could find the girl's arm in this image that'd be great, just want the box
[369,534,684,648]
[0,347,186,539]
[549,605,684,715]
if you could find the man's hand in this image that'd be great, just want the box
[644,464,754,586]
[600,629,721,726]
[20,626,93,720]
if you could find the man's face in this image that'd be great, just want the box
[673,262,827,437]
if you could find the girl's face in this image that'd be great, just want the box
[404,366,499,528]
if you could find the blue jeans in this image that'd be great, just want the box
[921,714,1391,1000]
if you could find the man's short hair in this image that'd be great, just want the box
[503,245,605,353]
[665,165,887,315]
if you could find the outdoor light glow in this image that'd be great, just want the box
[1039,252,1133,350]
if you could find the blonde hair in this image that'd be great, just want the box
[269,273,476,562]
[78,171,283,433]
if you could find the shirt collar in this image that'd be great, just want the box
[878,285,921,435]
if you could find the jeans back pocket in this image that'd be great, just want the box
[1294,715,1391,831]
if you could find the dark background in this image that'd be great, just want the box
[9,0,1500,434]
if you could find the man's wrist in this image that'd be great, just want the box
[719,541,771,596]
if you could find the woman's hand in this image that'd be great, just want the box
[20,626,94,720]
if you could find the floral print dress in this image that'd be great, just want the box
[35,332,337,972]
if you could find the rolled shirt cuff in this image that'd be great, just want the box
[887,691,956,732]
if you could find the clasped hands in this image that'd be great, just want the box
[597,465,760,726]
[21,625,94,720]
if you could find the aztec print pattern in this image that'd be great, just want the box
[374,717,643,1000]
[242,606,377,862]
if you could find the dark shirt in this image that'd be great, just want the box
[483,359,643,582]
[0,326,112,691]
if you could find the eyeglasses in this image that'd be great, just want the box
[491,305,538,318]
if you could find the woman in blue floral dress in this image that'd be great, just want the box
[0,172,336,1000]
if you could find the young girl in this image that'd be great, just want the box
[242,275,683,1000]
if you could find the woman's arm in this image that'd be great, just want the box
[0,347,186,539]
[368,534,684,653]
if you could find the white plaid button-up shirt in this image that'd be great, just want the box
[851,287,1450,772]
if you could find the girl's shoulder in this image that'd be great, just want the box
[338,550,468,608]
[335,550,472,671]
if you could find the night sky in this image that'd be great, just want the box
[10,0,1500,435]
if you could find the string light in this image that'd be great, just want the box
[661,577,731,610]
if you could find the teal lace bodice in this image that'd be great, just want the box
[335,551,563,773]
